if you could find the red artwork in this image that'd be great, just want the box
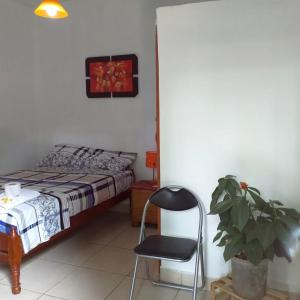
[86,54,138,98]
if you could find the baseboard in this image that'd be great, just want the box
[160,267,300,298]
[160,267,213,291]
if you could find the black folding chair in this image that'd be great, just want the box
[129,186,205,300]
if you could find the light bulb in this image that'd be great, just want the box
[34,0,69,19]
[45,5,58,17]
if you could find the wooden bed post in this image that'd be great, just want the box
[8,227,23,294]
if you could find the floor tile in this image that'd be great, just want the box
[92,210,131,229]
[1,259,75,293]
[128,258,159,280]
[109,198,130,213]
[76,222,128,245]
[0,283,42,300]
[0,255,38,282]
[83,246,135,275]
[109,225,158,250]
[109,226,140,249]
[175,290,211,300]
[46,267,124,300]
[38,296,66,300]
[107,277,178,300]
[106,276,144,300]
[289,293,300,300]
[39,234,104,266]
[135,280,178,300]
[0,264,10,281]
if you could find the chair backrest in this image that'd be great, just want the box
[149,186,199,211]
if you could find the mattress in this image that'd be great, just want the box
[0,167,134,253]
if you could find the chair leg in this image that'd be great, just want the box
[129,256,139,300]
[199,245,205,288]
[193,247,201,300]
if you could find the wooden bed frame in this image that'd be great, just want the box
[0,189,130,294]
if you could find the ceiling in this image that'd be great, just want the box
[11,0,70,8]
[10,0,209,9]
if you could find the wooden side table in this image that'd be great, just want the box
[130,180,158,226]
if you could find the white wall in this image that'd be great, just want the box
[0,0,37,173]
[31,0,158,179]
[157,0,300,293]
[0,0,206,177]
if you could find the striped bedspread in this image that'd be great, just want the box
[0,167,134,253]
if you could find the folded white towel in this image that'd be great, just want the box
[0,189,40,211]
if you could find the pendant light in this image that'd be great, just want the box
[34,0,69,19]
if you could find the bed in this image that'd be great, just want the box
[0,144,136,294]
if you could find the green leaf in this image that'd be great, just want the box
[280,208,300,220]
[280,215,299,231]
[246,226,259,243]
[217,235,230,247]
[225,175,236,179]
[218,210,230,229]
[256,222,276,250]
[209,198,233,215]
[210,178,227,210]
[213,231,223,243]
[223,237,243,262]
[228,178,241,191]
[230,198,250,231]
[248,187,260,195]
[270,200,283,206]
[275,222,297,250]
[226,181,238,197]
[274,238,292,262]
[265,245,275,261]
[243,221,256,242]
[248,190,267,210]
[245,240,264,265]
[226,225,241,236]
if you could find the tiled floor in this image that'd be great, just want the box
[0,200,210,300]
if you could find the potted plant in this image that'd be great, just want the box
[210,175,300,300]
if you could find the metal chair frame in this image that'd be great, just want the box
[129,185,205,300]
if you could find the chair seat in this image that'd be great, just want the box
[134,235,197,261]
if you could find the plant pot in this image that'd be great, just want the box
[231,257,268,300]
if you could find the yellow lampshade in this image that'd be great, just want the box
[34,0,69,19]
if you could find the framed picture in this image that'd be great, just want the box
[85,54,138,98]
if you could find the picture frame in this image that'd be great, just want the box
[85,54,138,98]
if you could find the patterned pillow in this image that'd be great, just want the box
[38,144,137,170]
[82,153,135,171]
[106,157,133,172]
[37,144,92,168]
[83,153,112,170]
[37,152,74,167]
[99,150,137,165]
[119,152,137,163]
[54,144,94,159]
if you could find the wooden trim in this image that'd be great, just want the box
[0,190,130,294]
[155,28,161,233]
[156,28,161,189]
[211,276,288,300]
[155,26,162,276]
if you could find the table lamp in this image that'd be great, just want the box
[146,151,157,182]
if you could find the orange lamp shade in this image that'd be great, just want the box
[34,0,69,19]
[146,151,157,169]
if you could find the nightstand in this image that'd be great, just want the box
[130,180,158,226]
